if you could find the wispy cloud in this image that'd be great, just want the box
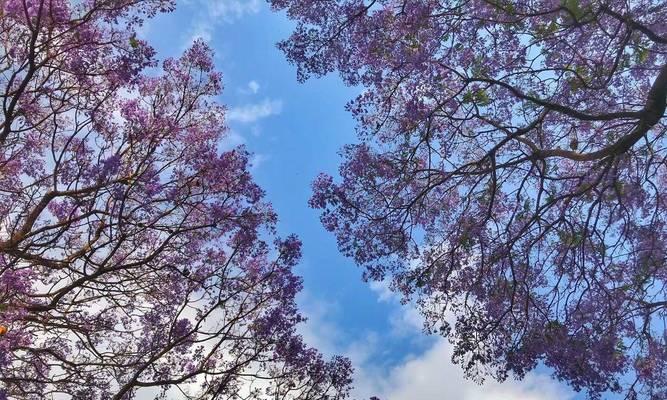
[250,153,269,171]
[247,81,260,94]
[207,0,262,22]
[227,99,283,123]
[238,80,261,95]
[219,129,246,151]
[187,23,213,44]
[181,0,263,48]
[360,339,573,400]
[298,285,574,400]
[247,80,260,94]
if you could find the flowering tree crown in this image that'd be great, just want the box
[271,0,667,398]
[0,1,352,398]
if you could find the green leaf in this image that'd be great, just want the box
[558,230,584,246]
[462,89,492,106]
[561,0,584,19]
[458,232,475,250]
[635,47,649,63]
[534,21,558,39]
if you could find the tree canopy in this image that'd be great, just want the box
[0,1,351,398]
[271,0,667,398]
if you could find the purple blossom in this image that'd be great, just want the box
[0,1,351,398]
[274,0,667,398]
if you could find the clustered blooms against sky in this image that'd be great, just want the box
[141,1,582,398]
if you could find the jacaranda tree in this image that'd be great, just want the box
[270,0,667,398]
[0,1,352,398]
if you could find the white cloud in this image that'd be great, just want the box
[187,23,213,44]
[356,338,573,400]
[181,0,262,22]
[238,80,261,95]
[181,0,263,48]
[369,280,396,303]
[219,129,246,151]
[297,293,342,355]
[227,99,283,123]
[249,153,269,170]
[207,0,261,21]
[298,287,574,400]
[247,80,260,94]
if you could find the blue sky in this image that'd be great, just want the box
[140,1,580,399]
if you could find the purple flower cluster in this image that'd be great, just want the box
[273,0,667,398]
[0,1,352,399]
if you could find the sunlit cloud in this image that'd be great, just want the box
[297,285,575,400]
[227,99,283,123]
